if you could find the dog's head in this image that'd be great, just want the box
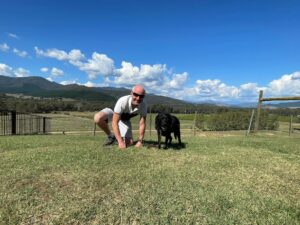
[155,113,172,132]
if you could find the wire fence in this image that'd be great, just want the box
[0,111,51,135]
[45,111,300,137]
[1,110,299,137]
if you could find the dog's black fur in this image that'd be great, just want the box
[155,113,182,149]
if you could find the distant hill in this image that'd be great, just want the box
[0,75,188,106]
[2,75,299,109]
[264,101,300,108]
[0,75,119,101]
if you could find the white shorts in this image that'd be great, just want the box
[100,108,114,122]
[100,108,132,138]
[118,120,132,139]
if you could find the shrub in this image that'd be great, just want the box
[196,110,279,131]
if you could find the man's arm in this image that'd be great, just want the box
[112,113,126,149]
[135,116,146,147]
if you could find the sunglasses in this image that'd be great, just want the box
[132,92,145,98]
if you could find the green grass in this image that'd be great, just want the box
[0,133,299,224]
[47,112,196,133]
[45,112,300,136]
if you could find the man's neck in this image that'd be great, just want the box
[131,103,138,109]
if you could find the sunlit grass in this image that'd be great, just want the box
[0,133,299,224]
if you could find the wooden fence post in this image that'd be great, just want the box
[246,109,255,136]
[43,117,46,134]
[193,111,197,136]
[289,115,293,136]
[254,90,263,132]
[11,111,16,135]
[149,107,152,137]
[93,123,96,136]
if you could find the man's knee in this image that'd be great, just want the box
[94,111,107,124]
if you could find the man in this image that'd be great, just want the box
[94,84,147,149]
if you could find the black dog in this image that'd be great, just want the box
[155,113,182,149]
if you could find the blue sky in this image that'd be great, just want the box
[1,0,300,103]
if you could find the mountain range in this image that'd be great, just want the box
[1,75,300,108]
[0,75,189,106]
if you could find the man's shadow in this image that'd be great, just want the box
[142,140,186,150]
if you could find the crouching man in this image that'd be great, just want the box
[94,84,147,149]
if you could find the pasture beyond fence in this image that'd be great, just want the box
[0,110,51,135]
[255,90,300,132]
[45,111,300,138]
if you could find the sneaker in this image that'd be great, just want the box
[103,135,116,146]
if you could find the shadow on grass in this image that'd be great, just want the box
[101,140,186,150]
[143,140,186,150]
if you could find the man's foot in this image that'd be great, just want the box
[103,135,116,146]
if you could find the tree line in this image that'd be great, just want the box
[1,94,300,118]
[0,95,114,113]
[196,111,280,131]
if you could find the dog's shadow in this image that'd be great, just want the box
[142,140,186,150]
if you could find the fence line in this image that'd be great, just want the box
[0,110,51,135]
[254,90,300,132]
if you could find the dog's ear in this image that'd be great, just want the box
[166,113,172,120]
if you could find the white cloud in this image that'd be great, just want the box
[35,47,114,78]
[0,43,9,52]
[84,81,100,87]
[8,33,19,39]
[0,63,14,76]
[51,67,64,77]
[35,47,85,67]
[113,62,169,92]
[238,83,265,99]
[168,72,300,102]
[79,52,114,79]
[14,68,30,77]
[108,61,259,102]
[13,48,28,57]
[32,46,300,102]
[46,77,54,82]
[169,72,188,89]
[68,49,86,66]
[35,46,69,60]
[0,63,31,77]
[40,67,49,73]
[41,67,64,77]
[164,79,239,101]
[266,72,300,96]
[60,80,77,85]
[291,71,300,80]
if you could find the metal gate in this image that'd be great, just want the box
[0,111,51,135]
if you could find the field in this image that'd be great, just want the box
[0,112,299,224]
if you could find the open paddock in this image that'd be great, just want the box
[0,112,299,224]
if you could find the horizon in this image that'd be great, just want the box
[1,0,300,103]
[3,74,300,107]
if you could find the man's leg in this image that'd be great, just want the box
[94,111,111,135]
[119,120,133,147]
[94,109,116,146]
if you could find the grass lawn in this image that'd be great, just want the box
[0,132,299,224]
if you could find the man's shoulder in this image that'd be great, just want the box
[115,95,131,111]
[117,95,131,103]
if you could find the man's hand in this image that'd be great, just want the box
[118,140,126,149]
[135,140,143,148]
